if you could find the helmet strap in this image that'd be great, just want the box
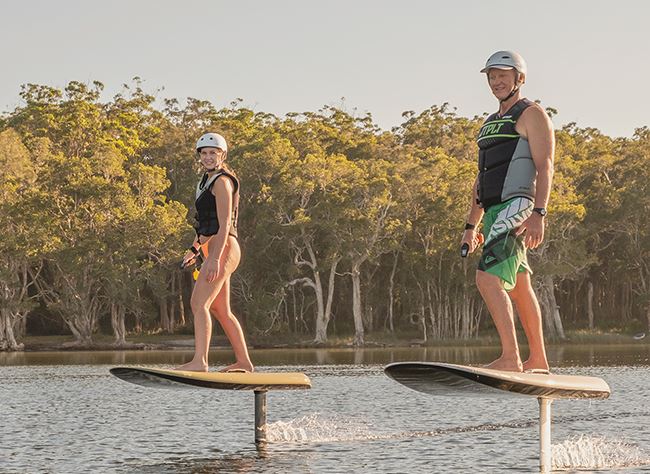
[500,86,519,103]
[499,72,522,103]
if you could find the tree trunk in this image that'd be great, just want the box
[426,280,440,339]
[386,251,399,333]
[177,272,186,327]
[0,261,32,350]
[31,264,100,345]
[168,277,175,333]
[78,307,97,345]
[111,302,127,346]
[538,278,555,338]
[552,304,566,340]
[0,311,4,350]
[311,270,326,340]
[168,273,176,333]
[351,259,365,346]
[587,281,594,330]
[541,275,566,340]
[421,305,428,343]
[315,256,340,344]
[160,297,169,333]
[0,309,23,351]
[289,232,331,343]
[14,314,26,340]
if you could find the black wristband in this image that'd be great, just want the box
[533,207,548,217]
[464,223,476,231]
[189,246,199,255]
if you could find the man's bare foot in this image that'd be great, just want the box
[523,359,550,373]
[219,361,254,373]
[174,361,208,372]
[484,357,523,372]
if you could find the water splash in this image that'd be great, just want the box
[266,413,375,442]
[552,435,650,471]
[266,413,544,444]
[267,412,650,472]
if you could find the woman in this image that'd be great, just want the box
[176,132,254,373]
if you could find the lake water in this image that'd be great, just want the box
[1,345,649,473]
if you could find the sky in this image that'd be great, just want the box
[2,0,649,138]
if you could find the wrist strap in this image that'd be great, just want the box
[464,223,476,231]
[189,246,199,255]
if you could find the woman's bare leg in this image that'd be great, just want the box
[175,241,235,372]
[175,273,227,371]
[211,278,254,372]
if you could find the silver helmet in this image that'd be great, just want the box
[196,132,228,152]
[480,51,527,76]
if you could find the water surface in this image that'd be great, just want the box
[1,345,649,473]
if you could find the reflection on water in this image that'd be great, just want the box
[1,342,649,367]
[0,347,649,473]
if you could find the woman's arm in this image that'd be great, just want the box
[202,176,233,281]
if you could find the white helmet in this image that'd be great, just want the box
[196,132,228,152]
[480,51,527,76]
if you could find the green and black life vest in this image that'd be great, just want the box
[476,98,537,208]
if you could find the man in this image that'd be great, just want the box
[461,51,554,373]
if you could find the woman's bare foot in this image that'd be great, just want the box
[219,361,254,373]
[484,356,523,372]
[523,358,550,373]
[174,361,209,372]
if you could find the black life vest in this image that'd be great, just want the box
[194,170,240,238]
[476,98,537,208]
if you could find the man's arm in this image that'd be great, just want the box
[516,105,555,248]
[461,175,485,253]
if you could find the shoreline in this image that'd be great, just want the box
[7,330,648,352]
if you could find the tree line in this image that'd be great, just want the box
[1,80,648,350]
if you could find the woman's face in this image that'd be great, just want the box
[198,147,225,169]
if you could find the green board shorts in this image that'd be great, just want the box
[478,197,534,291]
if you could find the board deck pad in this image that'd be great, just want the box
[110,366,311,391]
[385,362,610,400]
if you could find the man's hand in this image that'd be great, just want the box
[461,229,485,254]
[516,213,545,249]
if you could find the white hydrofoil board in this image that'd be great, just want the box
[385,362,610,400]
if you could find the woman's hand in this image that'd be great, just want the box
[181,250,198,269]
[202,258,220,283]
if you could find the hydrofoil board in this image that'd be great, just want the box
[110,366,311,391]
[385,362,609,400]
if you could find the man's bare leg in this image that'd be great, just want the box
[476,270,523,372]
[509,271,549,372]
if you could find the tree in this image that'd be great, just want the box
[0,130,44,350]
[6,81,188,345]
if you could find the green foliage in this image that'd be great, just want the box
[1,80,648,346]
